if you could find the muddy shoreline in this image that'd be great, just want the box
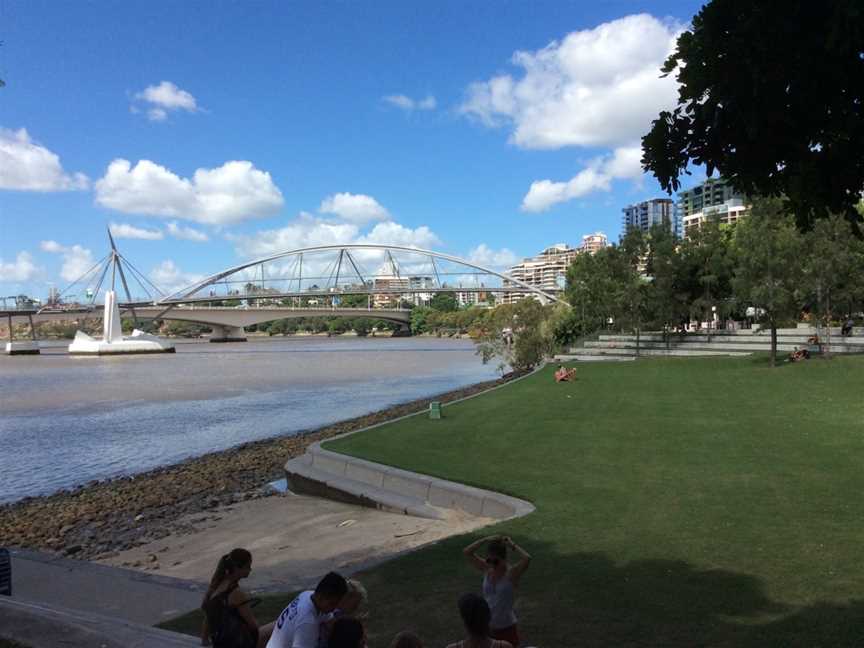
[0,373,517,561]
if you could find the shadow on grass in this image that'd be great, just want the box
[345,531,864,648]
[514,542,864,647]
[157,536,864,647]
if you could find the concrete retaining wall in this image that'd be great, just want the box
[285,372,538,523]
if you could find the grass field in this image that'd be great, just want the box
[163,355,864,646]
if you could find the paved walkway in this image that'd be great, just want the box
[6,492,490,632]
[10,548,204,626]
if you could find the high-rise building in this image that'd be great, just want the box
[503,244,579,304]
[622,198,678,237]
[677,177,748,238]
[579,232,609,255]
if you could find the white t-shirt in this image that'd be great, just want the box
[266,591,328,648]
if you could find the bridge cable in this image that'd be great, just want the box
[52,253,110,305]
[120,254,165,298]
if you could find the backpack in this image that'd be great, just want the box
[203,585,257,648]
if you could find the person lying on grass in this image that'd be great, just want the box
[789,347,810,362]
[463,535,531,647]
[554,365,577,382]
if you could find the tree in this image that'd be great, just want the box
[474,300,553,372]
[676,218,735,335]
[642,1,864,230]
[803,215,864,355]
[565,248,620,335]
[732,197,805,366]
[611,229,651,356]
[429,292,458,312]
[643,223,687,347]
[351,318,372,337]
[410,306,433,335]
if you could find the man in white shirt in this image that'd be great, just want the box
[266,572,348,648]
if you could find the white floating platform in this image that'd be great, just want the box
[5,341,41,355]
[68,330,175,355]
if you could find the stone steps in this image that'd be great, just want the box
[582,339,864,354]
[597,334,864,345]
[554,354,636,362]
[574,347,752,357]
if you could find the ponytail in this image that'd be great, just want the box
[202,548,252,607]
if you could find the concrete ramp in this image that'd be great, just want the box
[286,441,534,523]
[0,596,197,648]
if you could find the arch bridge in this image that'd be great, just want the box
[7,244,564,341]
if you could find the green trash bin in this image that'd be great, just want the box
[429,401,442,419]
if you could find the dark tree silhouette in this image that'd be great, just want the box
[642,1,864,230]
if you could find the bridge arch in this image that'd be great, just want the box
[158,244,567,307]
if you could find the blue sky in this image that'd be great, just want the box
[0,0,706,299]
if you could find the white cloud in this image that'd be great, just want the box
[522,145,644,212]
[40,241,96,282]
[109,222,164,240]
[319,192,391,224]
[0,251,43,282]
[134,81,199,121]
[383,94,437,111]
[150,260,205,293]
[460,14,681,149]
[147,108,168,122]
[40,240,64,253]
[467,244,518,269]
[230,212,361,258]
[167,221,209,242]
[357,221,440,249]
[230,212,440,260]
[94,159,284,225]
[0,128,89,192]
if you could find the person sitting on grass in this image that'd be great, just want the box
[319,579,368,647]
[201,548,259,648]
[389,631,423,648]
[789,347,810,362]
[265,572,348,648]
[463,535,531,647]
[446,593,513,648]
[327,617,366,648]
[554,365,577,382]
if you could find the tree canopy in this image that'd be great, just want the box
[641,0,864,230]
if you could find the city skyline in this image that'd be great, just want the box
[1,1,706,299]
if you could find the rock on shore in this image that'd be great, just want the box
[0,375,516,560]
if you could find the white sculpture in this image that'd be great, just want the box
[68,290,174,355]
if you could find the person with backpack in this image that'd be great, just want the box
[201,548,259,648]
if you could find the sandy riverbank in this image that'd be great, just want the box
[0,373,515,561]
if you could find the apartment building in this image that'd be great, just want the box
[579,232,609,255]
[678,177,748,238]
[621,198,678,237]
[503,244,580,304]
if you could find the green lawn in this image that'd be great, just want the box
[163,356,864,646]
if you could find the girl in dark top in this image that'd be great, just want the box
[201,548,259,648]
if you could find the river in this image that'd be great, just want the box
[0,336,500,504]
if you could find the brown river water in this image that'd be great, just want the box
[0,336,499,504]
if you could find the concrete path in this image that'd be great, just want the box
[9,548,204,626]
[98,492,491,595]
